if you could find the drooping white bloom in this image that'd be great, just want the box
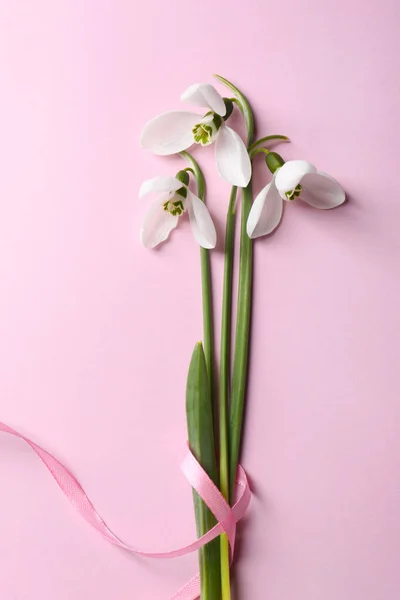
[139,175,217,249]
[247,160,346,239]
[140,83,251,188]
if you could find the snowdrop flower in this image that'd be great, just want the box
[247,156,346,239]
[139,172,217,249]
[140,83,251,188]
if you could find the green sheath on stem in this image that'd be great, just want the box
[186,343,221,600]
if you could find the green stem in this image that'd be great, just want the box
[250,147,271,159]
[219,186,237,600]
[219,186,237,501]
[248,134,290,153]
[229,182,253,500]
[200,248,213,394]
[214,75,254,145]
[180,152,214,394]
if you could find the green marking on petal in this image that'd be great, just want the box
[193,123,212,145]
[285,184,302,201]
[192,112,223,146]
[163,195,185,216]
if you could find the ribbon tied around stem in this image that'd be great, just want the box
[0,421,251,600]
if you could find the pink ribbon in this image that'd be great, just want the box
[0,421,251,599]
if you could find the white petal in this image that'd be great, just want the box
[140,200,179,248]
[186,191,217,249]
[275,160,317,196]
[214,126,251,187]
[246,181,283,239]
[181,83,226,116]
[140,111,199,155]
[300,171,346,209]
[139,176,183,198]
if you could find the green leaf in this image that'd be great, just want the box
[186,342,221,600]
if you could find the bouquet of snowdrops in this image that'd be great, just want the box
[139,75,345,600]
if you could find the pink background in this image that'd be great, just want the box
[1,1,400,599]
